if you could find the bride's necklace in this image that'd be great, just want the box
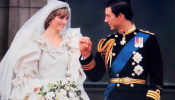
[120,32,126,45]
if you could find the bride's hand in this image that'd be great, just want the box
[79,37,92,59]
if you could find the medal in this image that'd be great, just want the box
[120,33,126,45]
[119,24,136,45]
[135,37,143,48]
[132,52,143,64]
[133,65,144,76]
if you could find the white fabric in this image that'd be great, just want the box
[0,0,89,100]
[10,28,89,100]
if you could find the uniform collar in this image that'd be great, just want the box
[125,24,136,35]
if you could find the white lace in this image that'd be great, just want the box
[0,0,71,99]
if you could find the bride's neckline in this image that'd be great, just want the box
[41,35,64,50]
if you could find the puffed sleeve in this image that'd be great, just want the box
[10,39,41,100]
[64,28,86,84]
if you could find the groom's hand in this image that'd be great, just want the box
[79,37,92,59]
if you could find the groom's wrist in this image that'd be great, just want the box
[82,52,91,60]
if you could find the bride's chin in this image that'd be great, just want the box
[59,27,65,31]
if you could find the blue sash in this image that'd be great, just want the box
[104,32,150,99]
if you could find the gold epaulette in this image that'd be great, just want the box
[97,38,115,72]
[139,29,155,35]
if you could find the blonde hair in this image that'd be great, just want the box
[44,7,69,29]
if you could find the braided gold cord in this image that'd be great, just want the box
[97,39,115,72]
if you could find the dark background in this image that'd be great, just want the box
[67,0,175,86]
[0,0,175,99]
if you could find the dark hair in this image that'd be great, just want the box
[106,0,133,21]
[59,0,66,2]
[44,7,69,30]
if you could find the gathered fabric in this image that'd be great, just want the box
[9,28,89,100]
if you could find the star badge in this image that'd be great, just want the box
[120,39,126,45]
[133,65,144,76]
[132,52,143,64]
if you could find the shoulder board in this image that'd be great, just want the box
[139,29,155,35]
[106,34,115,39]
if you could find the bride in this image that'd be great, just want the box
[0,0,89,100]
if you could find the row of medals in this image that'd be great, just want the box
[115,32,139,87]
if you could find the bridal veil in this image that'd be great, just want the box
[0,0,71,99]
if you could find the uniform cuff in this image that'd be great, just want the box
[146,89,160,100]
[79,54,96,71]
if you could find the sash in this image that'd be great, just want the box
[104,32,150,99]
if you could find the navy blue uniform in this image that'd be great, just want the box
[80,28,163,100]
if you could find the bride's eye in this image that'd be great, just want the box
[59,16,64,19]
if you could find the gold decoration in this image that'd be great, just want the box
[132,52,143,64]
[132,62,135,66]
[97,39,115,72]
[120,24,136,45]
[131,73,135,77]
[114,43,116,46]
[112,53,115,56]
[133,65,144,76]
[82,59,96,71]
[115,35,118,37]
[139,29,155,35]
[146,90,160,100]
[120,33,126,45]
[130,84,134,87]
[132,51,136,55]
[116,74,119,77]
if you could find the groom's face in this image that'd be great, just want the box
[104,7,121,31]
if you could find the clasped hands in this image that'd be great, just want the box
[79,37,92,59]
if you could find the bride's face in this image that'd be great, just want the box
[51,15,69,32]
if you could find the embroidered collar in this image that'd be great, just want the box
[125,24,136,35]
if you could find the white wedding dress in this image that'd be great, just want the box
[10,28,89,100]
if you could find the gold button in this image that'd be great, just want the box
[131,73,135,77]
[115,35,118,38]
[132,62,135,66]
[112,53,115,56]
[114,43,116,46]
[132,51,136,54]
[130,84,134,87]
[156,89,160,95]
[117,84,120,87]
[116,74,119,77]
[134,32,137,35]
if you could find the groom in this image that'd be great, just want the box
[79,0,163,100]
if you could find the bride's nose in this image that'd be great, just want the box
[62,18,67,25]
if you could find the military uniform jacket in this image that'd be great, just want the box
[80,27,163,100]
